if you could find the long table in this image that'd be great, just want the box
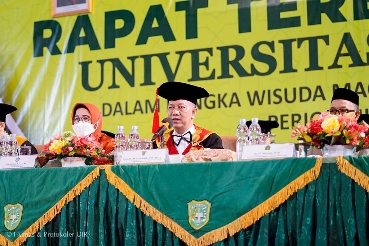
[0,156,368,246]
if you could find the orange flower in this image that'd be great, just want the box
[36,131,113,167]
[291,111,369,149]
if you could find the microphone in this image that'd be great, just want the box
[151,117,173,141]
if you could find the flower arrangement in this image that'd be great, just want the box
[291,111,369,150]
[36,131,113,167]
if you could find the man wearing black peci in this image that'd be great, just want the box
[308,87,360,156]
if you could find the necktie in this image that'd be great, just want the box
[172,131,192,146]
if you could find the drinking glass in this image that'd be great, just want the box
[140,139,153,150]
[258,134,268,144]
[268,133,276,144]
[20,146,31,155]
[259,133,276,144]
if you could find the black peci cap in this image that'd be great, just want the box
[331,88,359,106]
[246,120,279,134]
[358,114,369,124]
[157,82,209,105]
[0,103,17,122]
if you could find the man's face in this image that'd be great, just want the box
[0,122,5,135]
[167,100,197,134]
[329,99,360,118]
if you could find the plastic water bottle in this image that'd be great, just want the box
[127,126,140,150]
[114,126,126,165]
[298,140,306,158]
[248,118,262,145]
[236,119,248,160]
[8,134,18,156]
[0,134,8,156]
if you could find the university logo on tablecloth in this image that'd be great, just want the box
[188,200,211,230]
[4,203,23,230]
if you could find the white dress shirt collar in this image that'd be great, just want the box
[172,125,195,155]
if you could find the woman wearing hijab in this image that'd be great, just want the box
[71,102,115,154]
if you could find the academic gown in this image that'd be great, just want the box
[153,125,223,155]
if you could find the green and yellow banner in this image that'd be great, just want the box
[1,0,368,144]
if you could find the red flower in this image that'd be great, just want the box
[291,111,369,150]
[36,131,112,167]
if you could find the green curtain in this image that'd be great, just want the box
[21,163,369,246]
[108,159,319,238]
[0,166,99,243]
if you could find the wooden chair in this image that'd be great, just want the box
[220,136,237,152]
[34,145,44,154]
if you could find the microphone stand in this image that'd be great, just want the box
[160,135,164,149]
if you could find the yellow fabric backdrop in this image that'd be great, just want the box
[1,0,368,144]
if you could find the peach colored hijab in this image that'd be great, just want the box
[71,102,102,140]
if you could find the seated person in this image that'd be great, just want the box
[71,102,115,154]
[308,87,360,156]
[328,88,360,118]
[152,82,223,155]
[0,103,37,154]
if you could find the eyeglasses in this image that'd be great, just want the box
[327,109,356,115]
[167,104,192,113]
[73,116,91,123]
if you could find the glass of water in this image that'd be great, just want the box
[20,146,31,155]
[140,139,153,150]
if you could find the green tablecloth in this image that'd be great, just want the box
[0,157,367,246]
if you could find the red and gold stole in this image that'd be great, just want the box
[155,125,213,155]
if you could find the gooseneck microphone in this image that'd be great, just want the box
[151,117,174,141]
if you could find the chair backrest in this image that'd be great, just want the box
[34,145,44,154]
[101,130,115,138]
[220,136,237,152]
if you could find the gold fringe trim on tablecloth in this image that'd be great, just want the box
[336,156,369,192]
[0,167,100,246]
[105,158,322,246]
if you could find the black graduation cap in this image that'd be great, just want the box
[331,88,359,106]
[157,82,209,105]
[358,114,369,124]
[0,103,17,122]
[246,120,279,134]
